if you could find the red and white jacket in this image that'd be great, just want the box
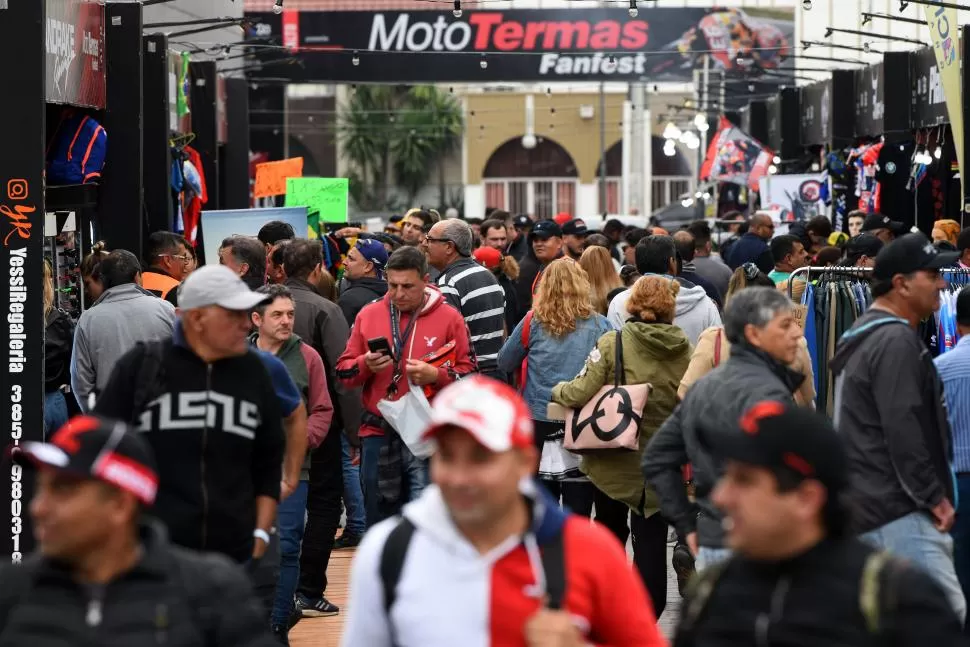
[341,481,668,647]
[336,286,476,438]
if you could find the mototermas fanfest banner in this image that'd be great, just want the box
[245,7,794,83]
[700,117,774,192]
[924,4,963,185]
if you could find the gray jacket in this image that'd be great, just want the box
[71,283,176,410]
[642,344,802,547]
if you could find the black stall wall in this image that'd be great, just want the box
[0,0,46,561]
[222,78,251,210]
[102,2,144,258]
[143,34,173,236]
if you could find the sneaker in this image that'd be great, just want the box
[672,542,696,599]
[334,533,362,550]
[271,625,290,646]
[295,592,340,618]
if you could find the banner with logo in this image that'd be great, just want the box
[700,117,774,192]
[45,0,104,109]
[246,7,794,83]
[0,0,47,562]
[911,47,948,128]
[855,63,885,137]
[924,4,963,181]
[761,173,827,222]
[799,79,832,146]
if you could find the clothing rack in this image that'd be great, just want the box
[787,266,874,300]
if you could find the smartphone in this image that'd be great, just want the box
[367,337,394,359]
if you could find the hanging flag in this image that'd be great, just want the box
[924,4,963,192]
[700,116,774,192]
[177,51,191,117]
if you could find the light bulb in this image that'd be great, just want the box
[802,0,812,9]
[453,1,462,18]
[628,0,639,18]
[480,54,488,70]
[273,0,283,15]
[352,50,360,66]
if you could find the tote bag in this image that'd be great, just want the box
[563,329,651,453]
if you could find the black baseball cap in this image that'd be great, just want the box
[10,415,159,505]
[513,214,532,229]
[873,232,960,281]
[844,233,883,263]
[861,213,905,234]
[714,402,847,495]
[561,219,589,237]
[529,220,563,240]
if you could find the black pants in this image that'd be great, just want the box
[594,491,669,617]
[297,429,343,597]
[542,479,595,518]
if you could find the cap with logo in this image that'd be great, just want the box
[529,220,563,241]
[561,219,589,237]
[178,265,273,311]
[422,375,534,452]
[861,213,905,234]
[472,246,502,271]
[11,415,159,505]
[713,401,847,495]
[513,215,533,229]
[873,232,959,281]
[354,238,389,276]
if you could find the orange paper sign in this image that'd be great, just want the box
[254,157,304,198]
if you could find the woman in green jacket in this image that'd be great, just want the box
[551,275,691,618]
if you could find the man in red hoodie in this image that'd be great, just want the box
[337,247,476,528]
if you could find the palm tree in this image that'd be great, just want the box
[338,85,464,210]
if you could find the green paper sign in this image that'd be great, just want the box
[285,177,349,225]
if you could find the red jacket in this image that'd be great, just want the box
[336,286,476,438]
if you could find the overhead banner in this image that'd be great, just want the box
[911,47,948,128]
[924,4,963,182]
[799,79,832,146]
[855,62,885,137]
[246,7,794,83]
[700,117,773,192]
[0,0,47,562]
[45,0,105,109]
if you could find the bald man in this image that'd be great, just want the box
[724,213,775,274]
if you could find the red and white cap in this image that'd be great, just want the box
[422,375,534,452]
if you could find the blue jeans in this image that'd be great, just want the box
[696,546,732,572]
[44,390,69,439]
[360,434,429,529]
[271,481,308,627]
[862,511,967,623]
[341,435,366,537]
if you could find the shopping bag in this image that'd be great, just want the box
[377,383,434,459]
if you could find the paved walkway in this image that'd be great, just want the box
[290,539,683,646]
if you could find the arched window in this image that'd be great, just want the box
[483,137,578,219]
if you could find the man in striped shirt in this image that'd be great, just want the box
[423,219,506,379]
[935,285,970,617]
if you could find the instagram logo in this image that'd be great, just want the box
[6,179,28,201]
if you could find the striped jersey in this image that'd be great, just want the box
[436,258,506,371]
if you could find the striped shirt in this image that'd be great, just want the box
[934,335,970,473]
[436,258,506,371]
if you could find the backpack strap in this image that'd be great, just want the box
[540,530,567,610]
[380,516,417,616]
[674,558,731,647]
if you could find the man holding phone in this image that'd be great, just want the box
[337,247,476,527]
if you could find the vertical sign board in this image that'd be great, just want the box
[0,0,47,562]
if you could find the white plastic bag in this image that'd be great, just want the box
[377,383,434,458]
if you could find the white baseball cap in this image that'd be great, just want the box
[178,265,271,311]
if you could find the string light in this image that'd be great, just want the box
[453,0,462,18]
[628,0,639,19]
[352,50,360,66]
[272,0,283,15]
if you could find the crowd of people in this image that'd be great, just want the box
[7,204,970,646]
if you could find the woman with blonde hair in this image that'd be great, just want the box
[43,260,74,435]
[552,274,690,617]
[678,262,816,406]
[498,258,612,513]
[579,245,622,315]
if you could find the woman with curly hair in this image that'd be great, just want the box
[552,274,691,617]
[579,245,622,315]
[497,258,612,513]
